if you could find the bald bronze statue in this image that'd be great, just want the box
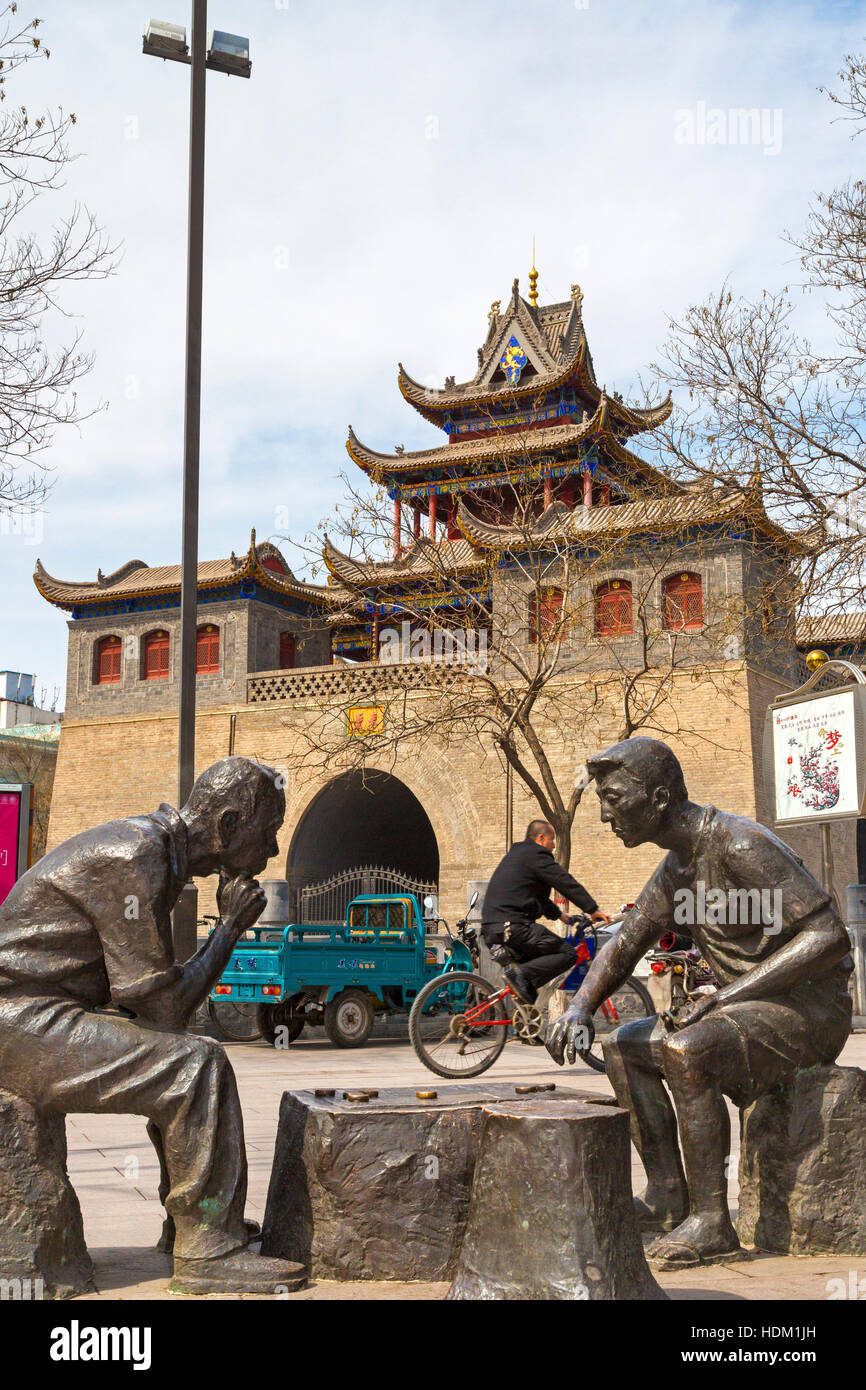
[547,737,853,1269]
[0,756,304,1295]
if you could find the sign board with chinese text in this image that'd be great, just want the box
[0,783,31,906]
[762,684,866,827]
[346,705,385,738]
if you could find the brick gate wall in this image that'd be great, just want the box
[46,660,855,925]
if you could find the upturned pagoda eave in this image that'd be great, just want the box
[347,410,678,503]
[396,344,672,436]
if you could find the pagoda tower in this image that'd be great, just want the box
[325,274,678,659]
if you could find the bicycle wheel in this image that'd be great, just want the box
[409,971,510,1079]
[574,976,654,1074]
[206,997,262,1042]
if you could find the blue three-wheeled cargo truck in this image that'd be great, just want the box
[208,893,477,1047]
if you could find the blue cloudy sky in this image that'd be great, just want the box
[2,0,864,705]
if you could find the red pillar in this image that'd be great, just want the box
[393,497,402,558]
[543,470,552,510]
[428,490,437,540]
[583,471,593,509]
[413,503,421,541]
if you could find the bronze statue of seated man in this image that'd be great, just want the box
[0,756,303,1295]
[547,737,853,1269]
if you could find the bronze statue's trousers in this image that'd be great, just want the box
[0,987,249,1260]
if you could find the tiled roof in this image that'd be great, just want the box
[35,532,338,612]
[796,613,866,646]
[456,487,808,551]
[346,396,672,488]
[323,535,487,588]
[0,722,61,744]
[397,284,673,433]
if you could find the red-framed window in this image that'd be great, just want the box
[529,587,564,644]
[95,635,122,685]
[664,572,703,631]
[279,631,296,669]
[596,580,633,637]
[143,630,170,680]
[196,624,219,673]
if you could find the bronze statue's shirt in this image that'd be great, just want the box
[635,805,851,988]
[0,804,186,1006]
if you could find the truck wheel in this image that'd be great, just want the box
[323,989,375,1048]
[257,996,305,1047]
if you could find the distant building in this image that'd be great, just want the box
[0,671,58,729]
[0,720,61,863]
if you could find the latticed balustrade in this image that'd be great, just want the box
[247,662,468,704]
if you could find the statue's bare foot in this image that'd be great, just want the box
[633,1186,688,1233]
[646,1213,745,1269]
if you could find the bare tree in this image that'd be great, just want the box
[0,5,114,516]
[281,429,784,871]
[647,50,866,626]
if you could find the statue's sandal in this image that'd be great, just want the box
[646,1237,751,1270]
[168,1246,306,1296]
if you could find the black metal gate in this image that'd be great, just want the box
[297,864,437,924]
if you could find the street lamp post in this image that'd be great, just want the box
[143,8,251,959]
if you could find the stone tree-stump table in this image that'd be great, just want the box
[449,1098,665,1300]
[0,1087,94,1299]
[261,1084,663,1296]
[737,1064,866,1256]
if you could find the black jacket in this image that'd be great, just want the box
[481,839,598,940]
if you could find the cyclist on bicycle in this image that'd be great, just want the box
[481,819,611,1004]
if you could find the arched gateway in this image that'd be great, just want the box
[288,770,439,921]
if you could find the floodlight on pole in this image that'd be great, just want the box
[143,17,251,75]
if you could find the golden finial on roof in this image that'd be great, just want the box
[529,238,539,307]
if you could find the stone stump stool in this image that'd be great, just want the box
[738,1064,866,1256]
[261,1083,604,1281]
[449,1098,665,1300]
[0,1087,93,1299]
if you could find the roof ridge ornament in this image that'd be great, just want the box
[570,283,584,315]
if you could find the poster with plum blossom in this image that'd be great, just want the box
[772,690,859,823]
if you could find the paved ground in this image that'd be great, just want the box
[65,1023,866,1301]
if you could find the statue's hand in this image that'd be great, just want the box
[219,874,266,936]
[672,991,718,1030]
[546,1006,594,1066]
